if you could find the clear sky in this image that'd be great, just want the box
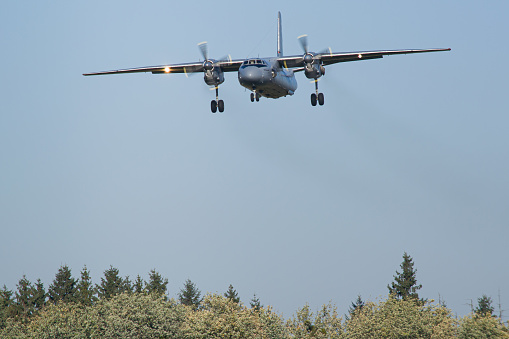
[1,0,508,319]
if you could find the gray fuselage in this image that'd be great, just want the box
[237,58,298,98]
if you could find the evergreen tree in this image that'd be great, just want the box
[475,294,494,317]
[178,279,202,309]
[76,266,97,306]
[123,276,134,294]
[250,293,262,311]
[0,285,14,328]
[96,266,125,300]
[224,284,240,303]
[387,252,422,301]
[48,265,77,304]
[14,275,34,319]
[146,269,168,299]
[32,279,46,311]
[133,275,145,294]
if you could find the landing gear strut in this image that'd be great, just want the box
[311,80,324,106]
[211,86,224,113]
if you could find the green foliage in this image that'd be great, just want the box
[457,313,509,338]
[388,252,422,301]
[0,285,14,329]
[145,269,168,299]
[345,296,456,338]
[76,265,97,306]
[134,275,145,294]
[178,279,202,309]
[14,275,36,319]
[224,284,240,303]
[96,266,129,300]
[475,294,495,317]
[32,279,46,312]
[287,302,345,338]
[250,293,262,311]
[48,265,77,304]
[346,295,364,320]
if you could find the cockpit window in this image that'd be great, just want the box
[241,59,267,68]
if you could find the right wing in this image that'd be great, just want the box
[83,59,244,76]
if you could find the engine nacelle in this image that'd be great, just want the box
[304,62,324,80]
[204,68,225,86]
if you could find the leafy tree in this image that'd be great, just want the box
[14,275,35,319]
[287,303,344,338]
[96,266,127,300]
[178,279,202,309]
[224,284,240,303]
[458,313,508,338]
[76,265,97,306]
[387,252,422,301]
[48,265,77,304]
[134,275,145,294]
[474,294,495,317]
[346,297,455,338]
[146,269,168,299]
[250,293,262,311]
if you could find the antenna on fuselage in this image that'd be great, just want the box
[277,11,283,57]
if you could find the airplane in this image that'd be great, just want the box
[83,12,450,113]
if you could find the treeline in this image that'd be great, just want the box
[1,254,508,338]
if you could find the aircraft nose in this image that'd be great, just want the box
[239,66,263,86]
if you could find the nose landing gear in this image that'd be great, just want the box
[311,79,324,106]
[211,86,224,113]
[250,92,260,102]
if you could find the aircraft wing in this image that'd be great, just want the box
[277,48,451,69]
[83,59,244,76]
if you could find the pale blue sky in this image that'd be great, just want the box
[1,1,508,319]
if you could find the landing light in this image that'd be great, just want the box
[358,54,363,59]
[164,66,170,73]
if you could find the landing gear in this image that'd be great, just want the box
[311,80,324,106]
[250,92,260,102]
[211,86,224,113]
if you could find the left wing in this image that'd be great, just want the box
[83,59,244,76]
[277,48,451,69]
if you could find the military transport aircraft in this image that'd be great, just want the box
[83,12,450,113]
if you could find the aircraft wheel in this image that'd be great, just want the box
[250,93,255,102]
[211,100,217,113]
[311,93,317,106]
[218,100,224,113]
[256,93,260,102]
[318,93,324,106]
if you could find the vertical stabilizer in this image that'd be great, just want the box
[277,12,283,57]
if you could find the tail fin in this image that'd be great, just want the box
[277,12,283,57]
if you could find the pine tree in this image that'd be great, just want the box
[178,279,202,309]
[14,275,34,319]
[76,266,97,306]
[346,295,365,320]
[387,252,422,301]
[32,279,46,311]
[224,284,240,303]
[48,265,77,304]
[96,266,125,300]
[250,293,262,311]
[123,276,134,294]
[0,285,15,328]
[146,269,168,299]
[134,275,145,294]
[475,294,495,317]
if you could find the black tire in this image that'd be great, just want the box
[311,93,317,106]
[250,93,255,102]
[318,93,324,106]
[211,100,217,113]
[256,93,260,102]
[218,100,224,113]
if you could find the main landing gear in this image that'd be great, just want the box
[211,86,224,113]
[250,92,260,102]
[311,80,324,106]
